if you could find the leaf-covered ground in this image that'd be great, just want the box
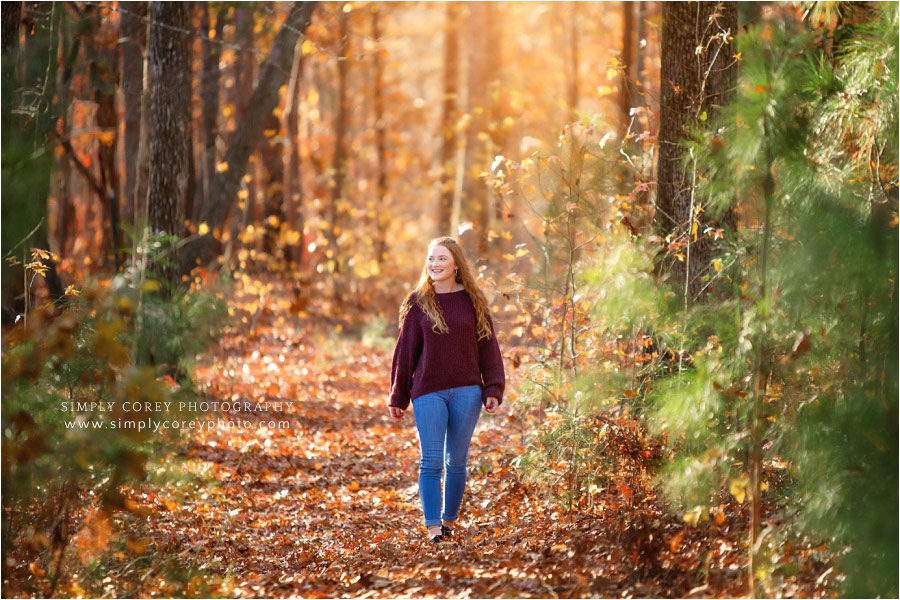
[122,276,833,598]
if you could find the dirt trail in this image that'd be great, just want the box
[133,277,760,598]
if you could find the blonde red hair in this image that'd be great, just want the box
[398,237,494,340]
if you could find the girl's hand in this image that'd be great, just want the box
[485,397,500,413]
[389,406,405,421]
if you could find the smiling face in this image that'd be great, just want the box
[427,244,457,285]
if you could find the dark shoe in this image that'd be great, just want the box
[431,534,444,543]
[441,525,453,539]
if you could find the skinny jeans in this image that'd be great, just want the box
[411,384,483,527]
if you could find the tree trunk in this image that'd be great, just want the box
[1,2,20,55]
[620,1,635,128]
[234,4,257,254]
[55,151,74,259]
[284,40,304,268]
[54,4,75,259]
[327,5,349,283]
[463,1,500,260]
[182,1,318,273]
[200,3,224,223]
[86,4,122,271]
[261,107,286,261]
[120,1,146,232]
[183,3,197,236]
[634,1,647,135]
[134,10,152,231]
[655,1,738,302]
[438,2,459,239]
[147,1,191,290]
[372,5,389,265]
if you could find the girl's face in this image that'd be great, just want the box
[427,245,457,284]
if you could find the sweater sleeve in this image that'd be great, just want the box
[477,314,506,407]
[389,303,423,410]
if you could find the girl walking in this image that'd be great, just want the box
[388,237,506,543]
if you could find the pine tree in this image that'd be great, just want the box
[648,5,898,595]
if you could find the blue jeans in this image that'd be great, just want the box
[411,385,483,527]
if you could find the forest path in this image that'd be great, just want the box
[136,275,746,598]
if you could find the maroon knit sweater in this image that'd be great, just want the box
[389,289,506,410]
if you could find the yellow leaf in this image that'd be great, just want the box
[729,475,749,504]
[198,222,210,236]
[285,229,301,245]
[347,481,360,491]
[714,259,723,273]
[117,296,133,312]
[302,39,316,55]
[682,505,706,526]
[515,247,530,258]
[216,161,229,173]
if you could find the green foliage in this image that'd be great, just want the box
[1,240,232,588]
[1,5,62,301]
[519,5,898,596]
[647,5,898,596]
[501,122,640,506]
[117,224,230,375]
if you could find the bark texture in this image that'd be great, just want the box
[147,1,191,288]
[1,2,21,54]
[656,1,738,301]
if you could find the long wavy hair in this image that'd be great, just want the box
[398,237,494,340]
